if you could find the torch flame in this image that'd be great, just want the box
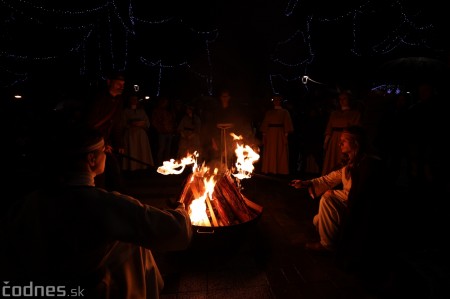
[157,151,198,175]
[230,132,243,140]
[232,143,260,180]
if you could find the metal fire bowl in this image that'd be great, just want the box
[189,205,263,251]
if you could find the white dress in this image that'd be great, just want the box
[308,166,351,250]
[122,107,154,171]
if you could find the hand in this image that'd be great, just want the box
[105,145,113,154]
[289,180,311,189]
[166,197,183,209]
[289,179,307,189]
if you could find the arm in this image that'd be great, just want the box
[290,168,344,199]
[104,192,193,252]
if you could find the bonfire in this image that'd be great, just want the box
[157,133,262,227]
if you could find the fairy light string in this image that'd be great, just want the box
[0,0,443,96]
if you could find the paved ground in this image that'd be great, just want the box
[121,168,450,299]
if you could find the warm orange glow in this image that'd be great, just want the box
[157,151,198,175]
[230,132,243,140]
[188,194,211,226]
[157,136,260,226]
[185,162,218,226]
[188,171,219,226]
[232,143,260,180]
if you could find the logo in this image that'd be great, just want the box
[1,281,84,297]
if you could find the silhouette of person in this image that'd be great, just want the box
[177,103,202,158]
[1,125,192,298]
[84,71,126,191]
[259,94,294,175]
[207,89,253,170]
[322,89,362,175]
[151,96,177,166]
[122,94,154,172]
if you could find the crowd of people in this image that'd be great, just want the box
[31,72,445,193]
[2,69,448,297]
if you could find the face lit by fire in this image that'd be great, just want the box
[108,79,125,97]
[219,91,231,108]
[339,132,355,154]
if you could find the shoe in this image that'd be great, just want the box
[305,242,332,253]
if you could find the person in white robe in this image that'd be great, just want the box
[122,95,154,171]
[290,125,388,255]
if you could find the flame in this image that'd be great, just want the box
[188,194,210,226]
[232,143,260,180]
[157,151,198,175]
[230,132,243,140]
[188,168,218,226]
[228,132,259,179]
[157,136,259,226]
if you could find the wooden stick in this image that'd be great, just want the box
[205,197,219,226]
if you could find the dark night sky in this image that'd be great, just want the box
[1,0,448,103]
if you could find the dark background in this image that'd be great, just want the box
[1,0,449,106]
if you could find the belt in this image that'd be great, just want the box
[268,124,283,127]
[184,127,194,131]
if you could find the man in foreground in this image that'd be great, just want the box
[1,125,192,298]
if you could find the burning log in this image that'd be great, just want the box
[179,174,204,207]
[178,172,261,227]
[211,192,238,226]
[213,173,257,223]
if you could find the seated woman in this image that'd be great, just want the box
[290,125,391,258]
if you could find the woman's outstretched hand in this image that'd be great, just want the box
[289,179,306,189]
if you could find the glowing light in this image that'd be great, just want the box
[233,143,260,180]
[156,133,260,226]
[230,132,243,140]
[157,152,198,175]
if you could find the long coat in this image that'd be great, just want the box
[122,107,154,171]
[322,109,361,175]
[260,107,294,175]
